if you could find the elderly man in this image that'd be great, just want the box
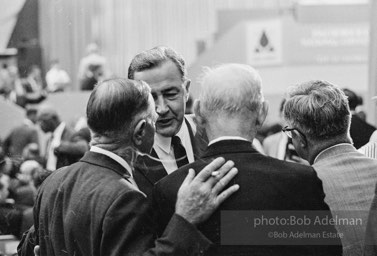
[128,46,208,197]
[152,64,341,255]
[18,78,238,256]
[283,80,377,256]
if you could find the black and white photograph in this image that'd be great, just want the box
[1,0,377,255]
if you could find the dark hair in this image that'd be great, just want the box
[128,46,186,81]
[86,78,151,139]
[32,168,52,189]
[342,88,362,110]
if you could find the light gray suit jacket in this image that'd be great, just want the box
[313,143,377,256]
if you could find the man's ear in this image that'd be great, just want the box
[132,119,147,146]
[256,101,269,128]
[297,132,308,149]
[193,99,205,127]
[184,79,191,101]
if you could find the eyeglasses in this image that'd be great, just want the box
[282,126,307,141]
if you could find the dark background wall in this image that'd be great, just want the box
[7,0,42,78]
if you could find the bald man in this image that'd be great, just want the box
[152,64,341,255]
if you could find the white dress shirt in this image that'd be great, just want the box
[46,122,66,171]
[90,146,138,189]
[153,121,194,174]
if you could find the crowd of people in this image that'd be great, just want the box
[0,45,376,255]
[0,43,111,110]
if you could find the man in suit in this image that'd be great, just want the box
[18,78,239,256]
[153,64,341,255]
[36,106,75,171]
[3,107,39,159]
[283,80,377,256]
[364,187,377,256]
[128,46,207,197]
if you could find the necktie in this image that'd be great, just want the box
[172,136,189,168]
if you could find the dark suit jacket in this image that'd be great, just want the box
[22,151,209,256]
[134,116,208,198]
[53,125,76,169]
[364,183,377,256]
[153,140,342,256]
[350,114,376,149]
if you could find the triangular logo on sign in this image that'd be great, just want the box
[255,30,274,53]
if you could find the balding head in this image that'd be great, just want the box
[199,63,263,116]
[195,63,267,141]
[87,78,156,153]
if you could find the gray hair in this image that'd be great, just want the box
[198,63,264,120]
[283,80,351,140]
[128,46,187,81]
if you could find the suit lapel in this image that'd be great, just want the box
[134,149,167,183]
[185,117,208,160]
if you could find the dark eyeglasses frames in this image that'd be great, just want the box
[282,126,307,142]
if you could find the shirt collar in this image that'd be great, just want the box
[53,122,66,138]
[154,120,188,154]
[208,136,249,146]
[90,146,133,179]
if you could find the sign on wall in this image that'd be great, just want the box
[247,19,283,66]
[246,16,369,66]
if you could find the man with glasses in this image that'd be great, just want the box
[128,46,208,198]
[283,80,377,256]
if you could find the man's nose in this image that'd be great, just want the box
[155,96,169,115]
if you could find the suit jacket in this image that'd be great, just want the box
[51,125,76,169]
[153,140,342,256]
[134,116,208,198]
[313,143,377,256]
[364,183,377,256]
[350,114,376,149]
[23,151,210,256]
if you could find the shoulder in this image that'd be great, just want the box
[154,160,206,196]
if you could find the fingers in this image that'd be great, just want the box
[216,184,240,206]
[34,245,40,256]
[195,157,226,182]
[181,168,195,187]
[212,167,238,195]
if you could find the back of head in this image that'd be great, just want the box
[37,105,59,120]
[19,160,41,184]
[86,78,151,143]
[198,63,264,122]
[26,107,38,123]
[283,80,351,141]
[37,105,61,133]
[128,46,187,81]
